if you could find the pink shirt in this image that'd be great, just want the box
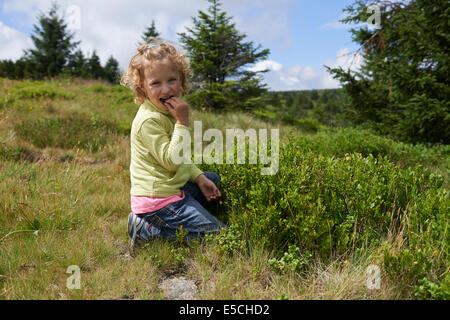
[131,190,185,215]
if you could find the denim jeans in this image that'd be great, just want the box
[134,171,225,242]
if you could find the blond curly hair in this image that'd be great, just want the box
[120,38,192,105]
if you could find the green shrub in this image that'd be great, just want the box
[207,225,246,256]
[7,81,75,100]
[382,183,449,297]
[206,150,444,255]
[0,145,40,162]
[295,117,319,133]
[268,245,312,274]
[117,122,131,135]
[294,127,449,169]
[90,84,108,93]
[414,275,450,300]
[14,116,123,152]
[110,85,134,103]
[199,134,448,295]
[253,109,278,121]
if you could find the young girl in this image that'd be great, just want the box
[120,39,224,248]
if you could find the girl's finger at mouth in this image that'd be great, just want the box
[166,98,177,105]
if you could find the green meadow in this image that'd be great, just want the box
[0,78,448,299]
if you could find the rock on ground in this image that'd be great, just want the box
[158,276,197,300]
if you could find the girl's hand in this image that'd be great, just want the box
[164,97,189,126]
[195,174,222,202]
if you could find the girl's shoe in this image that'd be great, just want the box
[127,212,160,249]
[127,212,139,249]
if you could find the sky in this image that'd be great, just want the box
[0,0,365,91]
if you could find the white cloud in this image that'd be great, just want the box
[0,21,32,60]
[247,60,283,72]
[280,75,300,85]
[300,66,316,81]
[258,48,364,91]
[264,63,330,90]
[325,47,363,72]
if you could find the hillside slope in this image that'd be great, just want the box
[0,78,448,299]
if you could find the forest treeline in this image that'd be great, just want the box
[0,0,448,145]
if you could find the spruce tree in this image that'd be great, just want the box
[328,0,449,144]
[141,20,161,44]
[87,50,104,80]
[178,0,270,110]
[103,56,121,83]
[0,60,16,79]
[67,49,89,78]
[24,1,80,79]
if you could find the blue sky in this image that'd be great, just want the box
[282,0,358,66]
[0,0,364,90]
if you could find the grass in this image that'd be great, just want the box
[0,77,447,299]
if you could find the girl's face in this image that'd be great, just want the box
[140,59,181,111]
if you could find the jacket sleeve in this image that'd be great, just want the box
[138,118,191,172]
[189,164,203,183]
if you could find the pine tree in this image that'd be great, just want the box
[178,0,270,110]
[24,1,80,79]
[328,0,450,144]
[0,60,16,79]
[141,20,161,44]
[67,49,89,78]
[103,56,121,83]
[87,50,104,79]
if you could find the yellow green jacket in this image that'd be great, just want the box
[130,99,203,197]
